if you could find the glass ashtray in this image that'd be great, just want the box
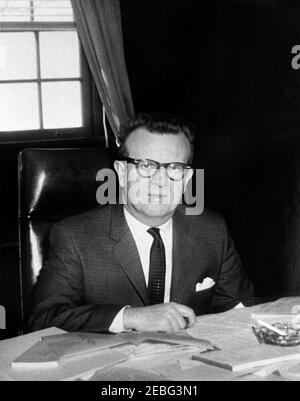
[252,322,300,347]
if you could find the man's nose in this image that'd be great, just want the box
[152,166,168,186]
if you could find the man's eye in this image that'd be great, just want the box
[169,164,183,171]
[140,161,156,169]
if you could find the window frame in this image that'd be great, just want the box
[0,21,94,142]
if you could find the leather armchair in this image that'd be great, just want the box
[18,147,117,331]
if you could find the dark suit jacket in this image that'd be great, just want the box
[28,204,254,333]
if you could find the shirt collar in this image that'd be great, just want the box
[123,207,172,236]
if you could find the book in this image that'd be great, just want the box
[11,332,129,368]
[192,345,300,372]
[11,339,59,368]
[11,331,214,369]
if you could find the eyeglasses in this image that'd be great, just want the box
[123,157,192,181]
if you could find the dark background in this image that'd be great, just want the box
[2,0,300,337]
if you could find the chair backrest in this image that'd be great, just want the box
[18,147,117,330]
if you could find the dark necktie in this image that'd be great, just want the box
[147,227,166,304]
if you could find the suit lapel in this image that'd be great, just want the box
[170,209,202,303]
[110,206,150,305]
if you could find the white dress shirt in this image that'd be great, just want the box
[109,207,173,332]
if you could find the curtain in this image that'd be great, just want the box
[71,0,134,143]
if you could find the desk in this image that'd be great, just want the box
[1,297,300,381]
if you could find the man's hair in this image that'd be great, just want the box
[118,113,195,164]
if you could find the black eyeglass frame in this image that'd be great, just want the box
[122,157,192,181]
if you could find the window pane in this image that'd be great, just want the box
[42,81,82,129]
[0,83,39,131]
[0,1,73,22]
[40,31,79,79]
[0,32,37,80]
[0,0,30,22]
[34,0,73,22]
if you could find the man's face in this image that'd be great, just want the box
[115,128,193,225]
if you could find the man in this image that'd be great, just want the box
[28,113,254,333]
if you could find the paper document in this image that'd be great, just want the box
[187,309,258,351]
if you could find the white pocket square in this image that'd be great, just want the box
[195,277,215,292]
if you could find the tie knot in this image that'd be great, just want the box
[147,227,163,247]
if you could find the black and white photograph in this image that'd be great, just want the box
[1,0,300,384]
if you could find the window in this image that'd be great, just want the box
[0,0,93,140]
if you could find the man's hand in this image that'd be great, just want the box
[123,302,196,332]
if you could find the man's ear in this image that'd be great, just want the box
[183,168,194,192]
[114,160,127,188]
